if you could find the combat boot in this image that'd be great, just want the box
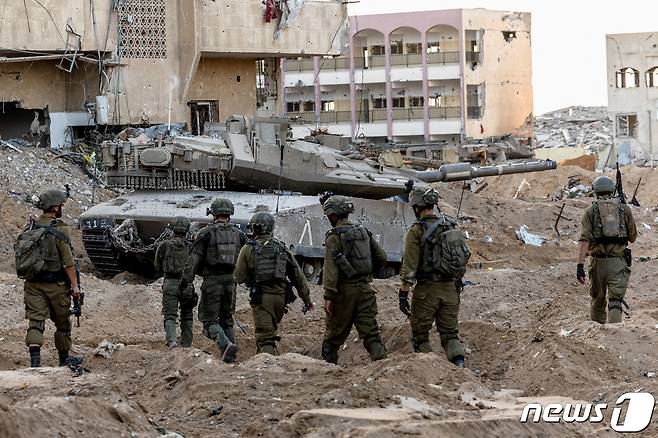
[608,299,624,324]
[58,350,69,366]
[321,341,339,365]
[29,346,41,368]
[167,341,178,350]
[180,320,193,348]
[452,355,465,368]
[223,326,236,345]
[222,341,238,363]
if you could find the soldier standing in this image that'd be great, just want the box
[15,189,81,367]
[234,212,314,355]
[320,195,388,365]
[399,187,469,368]
[181,198,246,363]
[577,176,637,323]
[154,217,196,349]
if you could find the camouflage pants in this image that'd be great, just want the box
[589,257,630,324]
[323,282,387,364]
[162,278,195,347]
[251,292,286,355]
[410,280,464,361]
[198,274,236,350]
[24,281,72,352]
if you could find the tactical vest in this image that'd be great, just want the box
[15,219,69,281]
[592,198,627,243]
[206,223,241,267]
[251,238,288,283]
[332,224,373,278]
[161,238,191,275]
[418,215,470,280]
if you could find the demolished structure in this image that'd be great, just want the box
[0,0,347,148]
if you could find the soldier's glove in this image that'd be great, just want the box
[399,290,411,317]
[576,263,586,284]
[179,278,189,292]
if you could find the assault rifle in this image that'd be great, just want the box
[70,264,85,327]
[615,162,627,205]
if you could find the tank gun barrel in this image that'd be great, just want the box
[413,159,558,183]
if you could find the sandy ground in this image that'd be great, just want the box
[2,163,658,436]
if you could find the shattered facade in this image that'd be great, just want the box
[606,32,658,166]
[0,0,346,147]
[283,8,533,146]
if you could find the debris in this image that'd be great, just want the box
[516,225,546,246]
[484,235,493,243]
[644,372,656,378]
[642,223,651,231]
[513,178,530,199]
[93,340,124,358]
[559,328,576,338]
[535,106,612,156]
[209,406,223,417]
[66,356,87,376]
[0,139,23,154]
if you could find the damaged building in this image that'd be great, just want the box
[606,32,658,166]
[283,8,534,152]
[0,0,346,147]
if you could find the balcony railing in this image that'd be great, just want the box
[319,111,353,124]
[390,53,423,67]
[392,107,425,120]
[427,51,460,65]
[285,58,315,72]
[290,107,463,123]
[429,107,462,119]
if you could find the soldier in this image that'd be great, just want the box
[399,187,469,368]
[154,217,196,349]
[320,195,388,365]
[234,212,314,355]
[577,175,637,324]
[16,189,80,367]
[181,198,246,363]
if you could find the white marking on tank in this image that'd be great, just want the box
[299,220,313,246]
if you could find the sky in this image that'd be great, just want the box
[348,0,657,115]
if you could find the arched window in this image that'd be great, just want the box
[616,67,639,88]
[647,67,658,88]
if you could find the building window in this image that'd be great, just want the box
[616,67,640,88]
[287,101,300,112]
[303,101,315,112]
[321,101,335,111]
[406,43,422,54]
[390,41,404,54]
[647,67,658,87]
[372,98,387,109]
[429,96,444,107]
[409,97,424,107]
[370,45,385,56]
[391,97,405,108]
[616,114,638,137]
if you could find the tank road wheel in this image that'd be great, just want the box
[300,258,323,285]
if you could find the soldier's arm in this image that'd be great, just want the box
[400,225,421,291]
[181,230,209,283]
[154,242,165,274]
[233,245,251,285]
[625,205,638,243]
[55,224,80,295]
[322,234,340,301]
[285,248,311,305]
[577,209,592,264]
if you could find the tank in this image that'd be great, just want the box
[80,116,557,281]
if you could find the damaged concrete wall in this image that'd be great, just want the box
[461,10,533,140]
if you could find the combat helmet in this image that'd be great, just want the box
[249,211,275,235]
[208,198,234,216]
[37,188,67,211]
[172,216,190,234]
[592,176,615,195]
[322,195,355,217]
[409,186,440,208]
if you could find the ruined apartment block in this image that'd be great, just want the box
[283,8,533,150]
[607,32,658,166]
[0,0,346,147]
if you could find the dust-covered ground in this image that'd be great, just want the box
[2,161,658,437]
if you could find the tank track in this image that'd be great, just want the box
[82,228,124,277]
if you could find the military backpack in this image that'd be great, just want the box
[331,224,373,279]
[592,198,627,242]
[161,238,191,275]
[419,215,470,279]
[251,238,288,283]
[15,220,69,281]
[206,223,242,267]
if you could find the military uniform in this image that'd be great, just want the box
[579,194,637,323]
[234,221,311,355]
[154,222,195,347]
[182,221,246,355]
[401,213,465,362]
[23,214,75,354]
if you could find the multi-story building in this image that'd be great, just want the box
[606,32,658,165]
[0,0,346,147]
[283,8,533,147]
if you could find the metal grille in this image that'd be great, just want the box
[117,0,167,59]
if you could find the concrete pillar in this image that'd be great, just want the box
[314,56,321,129]
[421,32,430,142]
[349,33,357,140]
[280,58,287,116]
[458,26,467,141]
[385,34,393,141]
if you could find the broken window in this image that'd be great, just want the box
[409,97,424,107]
[286,101,300,112]
[616,67,640,88]
[406,43,422,54]
[427,42,440,53]
[321,101,335,112]
[372,98,387,109]
[303,101,315,112]
[647,67,658,87]
[188,101,219,136]
[502,31,516,42]
[428,96,443,107]
[370,45,385,56]
[616,114,638,137]
[390,41,404,55]
[391,97,405,108]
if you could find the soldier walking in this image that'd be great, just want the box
[320,195,388,365]
[181,198,246,363]
[577,176,637,323]
[399,187,470,368]
[234,212,314,355]
[15,189,81,367]
[154,217,196,349]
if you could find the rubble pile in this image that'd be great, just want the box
[534,106,612,154]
